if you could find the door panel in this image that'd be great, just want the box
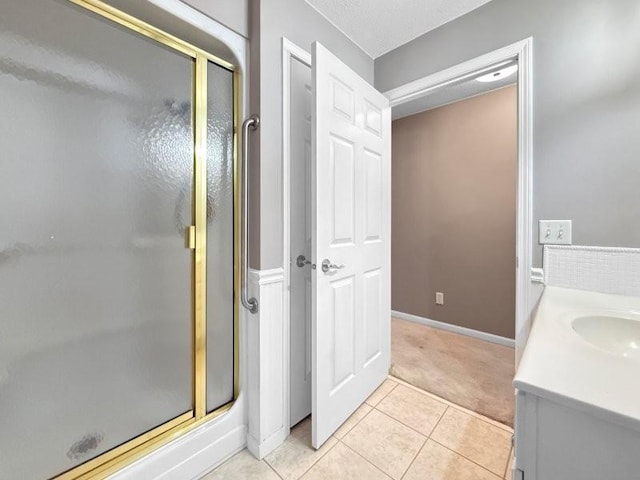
[364,269,383,364]
[329,136,356,245]
[330,276,356,389]
[364,150,383,241]
[206,60,236,412]
[312,42,391,448]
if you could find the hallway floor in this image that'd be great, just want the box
[202,377,514,480]
[391,317,515,426]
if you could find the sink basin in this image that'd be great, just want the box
[573,315,640,359]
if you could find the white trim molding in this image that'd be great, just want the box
[384,39,529,108]
[392,310,516,348]
[383,38,533,364]
[246,268,287,459]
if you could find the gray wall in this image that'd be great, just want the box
[253,0,374,268]
[392,86,517,338]
[376,0,640,266]
[248,0,261,268]
[182,0,248,37]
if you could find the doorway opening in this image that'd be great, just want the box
[286,48,314,427]
[383,39,533,427]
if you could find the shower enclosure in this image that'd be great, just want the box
[0,0,239,478]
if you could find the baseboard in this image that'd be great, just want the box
[391,310,515,348]
[246,426,289,460]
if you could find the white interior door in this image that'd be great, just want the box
[290,56,313,427]
[311,41,391,448]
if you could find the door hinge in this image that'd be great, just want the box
[186,225,196,249]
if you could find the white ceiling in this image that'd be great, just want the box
[305,0,494,58]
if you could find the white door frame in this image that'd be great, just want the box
[282,37,312,432]
[382,38,534,363]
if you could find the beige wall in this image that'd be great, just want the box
[392,85,517,339]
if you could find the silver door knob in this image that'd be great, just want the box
[321,259,345,273]
[296,254,315,269]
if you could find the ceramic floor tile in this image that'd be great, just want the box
[365,378,398,406]
[202,450,280,480]
[265,425,337,480]
[431,408,512,476]
[301,441,391,480]
[334,403,373,439]
[404,440,501,480]
[376,384,447,436]
[391,376,513,434]
[342,408,425,479]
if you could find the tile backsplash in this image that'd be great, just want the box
[543,245,640,296]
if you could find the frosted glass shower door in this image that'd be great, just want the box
[0,1,194,478]
[206,61,236,412]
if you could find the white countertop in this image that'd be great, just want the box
[514,286,640,431]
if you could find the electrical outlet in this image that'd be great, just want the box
[435,292,444,305]
[538,220,572,245]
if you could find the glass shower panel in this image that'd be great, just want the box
[0,1,194,478]
[206,61,235,412]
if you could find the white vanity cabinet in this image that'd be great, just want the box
[513,286,640,480]
[514,390,640,480]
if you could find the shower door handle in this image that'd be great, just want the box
[241,114,259,314]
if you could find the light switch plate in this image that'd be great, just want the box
[539,220,572,245]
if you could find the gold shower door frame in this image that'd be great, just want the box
[52,1,242,478]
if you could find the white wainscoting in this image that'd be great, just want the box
[391,310,516,348]
[246,268,289,459]
[544,245,640,297]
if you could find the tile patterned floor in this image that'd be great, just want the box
[201,376,514,480]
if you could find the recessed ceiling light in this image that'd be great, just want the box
[476,65,518,83]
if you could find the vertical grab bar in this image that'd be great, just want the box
[241,114,259,314]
